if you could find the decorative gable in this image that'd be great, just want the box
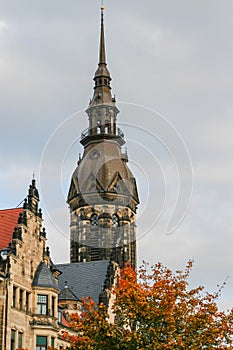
[80,173,104,194]
[107,172,130,195]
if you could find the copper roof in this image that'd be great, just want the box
[0,208,22,250]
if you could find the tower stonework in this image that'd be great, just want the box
[67,8,139,269]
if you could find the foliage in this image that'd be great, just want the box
[63,261,233,349]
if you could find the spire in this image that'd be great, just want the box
[95,5,109,77]
[81,4,123,147]
[99,6,106,65]
[88,5,114,107]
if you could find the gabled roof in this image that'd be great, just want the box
[0,208,22,250]
[56,260,110,304]
[32,262,59,291]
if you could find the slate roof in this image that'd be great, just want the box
[32,262,59,290]
[56,260,109,304]
[0,208,22,250]
[59,284,80,301]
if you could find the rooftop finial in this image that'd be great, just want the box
[99,1,106,65]
[101,0,104,11]
[87,1,114,108]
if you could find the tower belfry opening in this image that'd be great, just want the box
[67,7,139,269]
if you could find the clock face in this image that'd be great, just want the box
[91,149,100,159]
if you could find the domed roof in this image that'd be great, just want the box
[67,142,139,207]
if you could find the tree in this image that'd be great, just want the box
[63,261,233,349]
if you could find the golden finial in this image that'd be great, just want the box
[101,0,104,11]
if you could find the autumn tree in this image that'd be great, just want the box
[63,261,233,349]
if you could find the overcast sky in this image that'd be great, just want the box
[0,0,233,310]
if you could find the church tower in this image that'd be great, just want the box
[67,6,139,269]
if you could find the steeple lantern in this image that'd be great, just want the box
[82,6,124,148]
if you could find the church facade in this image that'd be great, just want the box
[0,6,139,350]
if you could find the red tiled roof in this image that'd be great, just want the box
[0,208,22,250]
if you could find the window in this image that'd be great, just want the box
[19,289,23,310]
[105,119,110,134]
[51,337,55,348]
[97,120,101,134]
[112,215,119,227]
[36,336,47,350]
[11,330,15,350]
[18,332,23,348]
[52,296,55,317]
[37,295,48,315]
[58,310,62,324]
[12,286,17,308]
[30,261,33,278]
[26,292,30,312]
[91,214,98,227]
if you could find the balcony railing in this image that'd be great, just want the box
[81,127,124,140]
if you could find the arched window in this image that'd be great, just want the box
[105,120,110,134]
[97,120,101,134]
[112,214,119,227]
[91,214,99,227]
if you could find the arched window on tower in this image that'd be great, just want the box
[112,214,119,227]
[97,120,101,134]
[105,120,110,134]
[91,214,99,227]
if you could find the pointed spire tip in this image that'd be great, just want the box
[99,3,106,65]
